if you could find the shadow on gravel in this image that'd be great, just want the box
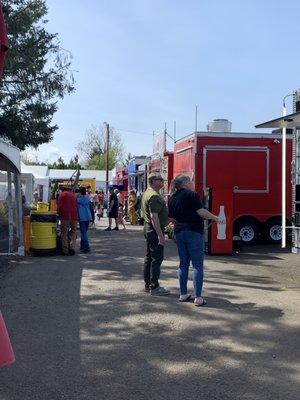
[0,228,299,400]
[79,297,297,399]
[0,252,84,399]
[79,230,299,399]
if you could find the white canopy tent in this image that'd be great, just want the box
[0,139,23,255]
[20,173,34,204]
[20,163,50,202]
[256,111,300,253]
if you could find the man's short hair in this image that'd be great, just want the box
[79,187,87,196]
[148,173,161,184]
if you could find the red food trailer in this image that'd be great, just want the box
[173,131,293,254]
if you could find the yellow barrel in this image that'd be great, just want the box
[37,202,49,212]
[30,211,57,254]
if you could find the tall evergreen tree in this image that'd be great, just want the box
[0,0,75,149]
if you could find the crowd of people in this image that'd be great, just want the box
[56,173,220,305]
[57,186,137,254]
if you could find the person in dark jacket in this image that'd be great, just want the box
[105,187,119,231]
[57,187,78,255]
[168,175,218,306]
[89,199,95,227]
[77,187,92,253]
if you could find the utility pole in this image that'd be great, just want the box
[152,130,155,154]
[195,105,198,132]
[104,122,110,195]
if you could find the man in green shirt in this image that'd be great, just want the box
[141,173,170,296]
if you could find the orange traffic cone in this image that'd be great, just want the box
[0,312,15,368]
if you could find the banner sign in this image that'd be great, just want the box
[153,131,166,155]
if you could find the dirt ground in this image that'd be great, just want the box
[0,219,299,400]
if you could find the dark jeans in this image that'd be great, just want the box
[174,230,204,297]
[143,225,164,289]
[79,221,90,251]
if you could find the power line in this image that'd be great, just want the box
[114,126,178,141]
[114,127,153,136]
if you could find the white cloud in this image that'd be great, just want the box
[28,144,68,163]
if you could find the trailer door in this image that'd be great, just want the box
[203,146,269,254]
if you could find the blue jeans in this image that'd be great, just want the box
[174,230,204,297]
[79,221,90,251]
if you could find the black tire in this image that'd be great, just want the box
[265,217,282,244]
[234,219,260,245]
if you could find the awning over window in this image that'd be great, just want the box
[255,111,300,129]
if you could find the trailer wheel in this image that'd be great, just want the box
[235,219,259,245]
[265,218,282,244]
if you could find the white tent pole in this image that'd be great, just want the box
[282,104,287,248]
[7,171,13,253]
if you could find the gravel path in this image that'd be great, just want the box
[0,220,299,400]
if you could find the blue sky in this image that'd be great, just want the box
[33,0,300,162]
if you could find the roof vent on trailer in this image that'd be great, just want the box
[207,119,232,132]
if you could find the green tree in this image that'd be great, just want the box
[86,149,119,170]
[68,154,81,169]
[76,125,124,170]
[51,156,67,169]
[0,0,75,150]
[21,152,83,169]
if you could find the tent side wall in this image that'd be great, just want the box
[0,140,23,255]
